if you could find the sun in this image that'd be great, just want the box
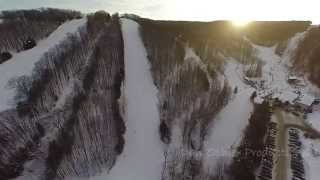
[232,19,251,27]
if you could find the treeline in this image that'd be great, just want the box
[32,23,99,180]
[230,102,272,180]
[137,18,257,68]
[12,26,92,117]
[139,19,231,180]
[9,11,109,117]
[244,21,311,46]
[44,50,97,180]
[0,8,81,21]
[137,18,238,45]
[0,8,82,52]
[0,11,87,179]
[0,111,46,179]
[293,27,320,87]
[0,10,125,180]
[43,13,125,179]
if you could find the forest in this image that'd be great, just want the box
[0,11,125,179]
[0,8,81,52]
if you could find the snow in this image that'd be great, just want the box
[296,94,315,106]
[254,95,264,104]
[185,46,214,88]
[306,110,320,131]
[282,31,306,67]
[54,78,76,110]
[249,32,320,180]
[202,88,254,173]
[301,135,320,180]
[201,59,254,174]
[90,18,164,180]
[198,31,320,178]
[0,18,86,112]
[248,35,318,104]
[274,91,299,104]
[199,31,319,176]
[254,45,290,93]
[224,58,249,91]
[13,158,45,180]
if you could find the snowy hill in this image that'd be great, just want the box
[1,9,320,180]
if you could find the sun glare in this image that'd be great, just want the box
[232,20,251,27]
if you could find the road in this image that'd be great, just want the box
[273,108,320,180]
[274,109,288,180]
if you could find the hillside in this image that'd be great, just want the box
[1,9,320,180]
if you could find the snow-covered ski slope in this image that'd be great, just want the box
[202,89,254,169]
[250,33,319,103]
[202,59,254,173]
[91,18,164,180]
[201,31,316,175]
[0,18,86,111]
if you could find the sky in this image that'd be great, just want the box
[1,0,320,24]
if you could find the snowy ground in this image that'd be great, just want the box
[249,32,319,104]
[202,89,253,172]
[184,47,214,88]
[90,18,164,180]
[53,78,76,110]
[301,133,320,180]
[0,18,86,111]
[201,31,320,177]
[282,32,306,66]
[306,110,320,130]
[4,17,320,180]
[301,107,320,180]
[253,44,299,101]
[201,59,254,174]
[223,58,250,91]
[250,33,320,180]
[248,33,320,180]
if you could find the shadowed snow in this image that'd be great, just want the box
[91,18,164,180]
[0,18,87,111]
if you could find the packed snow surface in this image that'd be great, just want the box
[184,47,214,87]
[250,33,320,180]
[202,60,254,173]
[282,31,306,66]
[201,31,319,176]
[306,110,320,131]
[202,89,254,170]
[91,18,163,180]
[301,134,320,180]
[296,94,315,106]
[54,78,76,110]
[0,18,86,111]
[248,36,319,105]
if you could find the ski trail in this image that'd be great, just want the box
[201,60,254,175]
[202,89,254,173]
[0,18,87,111]
[91,18,163,180]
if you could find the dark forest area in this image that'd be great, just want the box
[0,8,82,52]
[0,10,125,180]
